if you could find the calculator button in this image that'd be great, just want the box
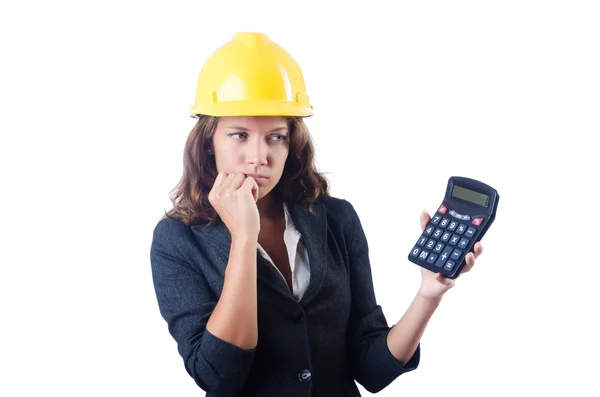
[449,235,460,246]
[433,229,443,238]
[472,218,484,226]
[438,205,448,214]
[448,221,458,231]
[456,224,467,235]
[444,261,456,271]
[449,210,471,221]
[465,227,477,238]
[451,249,463,261]
[435,246,454,267]
[417,236,428,246]
[410,247,421,257]
[434,243,445,253]
[426,239,436,250]
[424,226,435,235]
[458,238,470,249]
[419,250,430,260]
[439,218,450,228]
[431,215,442,225]
[441,232,451,242]
[427,254,438,264]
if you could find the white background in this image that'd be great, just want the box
[1,0,598,396]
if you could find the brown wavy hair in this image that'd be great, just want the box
[161,115,331,226]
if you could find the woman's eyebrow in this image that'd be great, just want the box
[225,126,288,133]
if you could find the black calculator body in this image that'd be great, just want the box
[408,176,499,279]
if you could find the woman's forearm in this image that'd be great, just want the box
[386,289,442,365]
[206,236,258,350]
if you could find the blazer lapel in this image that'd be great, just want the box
[191,199,329,306]
[192,216,296,299]
[287,199,328,307]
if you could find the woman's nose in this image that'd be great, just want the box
[246,138,267,166]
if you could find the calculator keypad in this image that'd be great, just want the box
[441,232,451,242]
[434,246,454,267]
[444,261,456,271]
[465,227,477,238]
[410,207,483,271]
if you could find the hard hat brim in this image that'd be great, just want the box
[190,100,313,118]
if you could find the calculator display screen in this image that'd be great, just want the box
[452,185,489,207]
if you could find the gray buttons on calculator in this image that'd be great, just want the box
[409,206,481,271]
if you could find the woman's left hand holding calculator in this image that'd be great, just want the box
[416,210,484,301]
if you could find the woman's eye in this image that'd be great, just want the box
[229,133,286,141]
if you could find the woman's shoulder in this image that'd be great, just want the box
[153,214,217,237]
[151,216,203,254]
[151,216,221,268]
[318,195,363,232]
[319,195,358,217]
[152,216,189,240]
[151,214,227,254]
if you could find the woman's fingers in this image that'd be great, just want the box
[460,253,476,274]
[474,242,483,259]
[229,173,247,191]
[212,172,226,189]
[242,176,260,202]
[420,211,431,231]
[436,272,455,287]
[208,172,226,205]
[218,173,246,200]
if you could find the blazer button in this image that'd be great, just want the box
[298,369,312,382]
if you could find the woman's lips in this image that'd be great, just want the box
[246,174,269,184]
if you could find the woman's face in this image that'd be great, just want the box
[211,116,290,199]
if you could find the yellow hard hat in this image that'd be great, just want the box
[190,32,313,118]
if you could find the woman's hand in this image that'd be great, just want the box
[417,211,484,301]
[208,172,261,240]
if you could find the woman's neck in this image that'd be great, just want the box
[257,194,285,223]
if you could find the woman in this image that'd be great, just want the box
[150,32,483,397]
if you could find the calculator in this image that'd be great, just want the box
[408,176,499,279]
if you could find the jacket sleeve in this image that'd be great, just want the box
[150,218,256,396]
[343,200,420,393]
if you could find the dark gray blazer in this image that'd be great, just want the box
[150,195,420,397]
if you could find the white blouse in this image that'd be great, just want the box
[257,203,310,301]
